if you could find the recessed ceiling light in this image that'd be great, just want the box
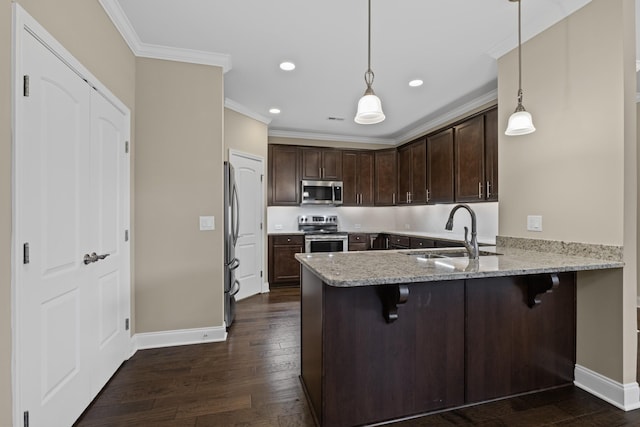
[279,61,295,71]
[409,79,424,87]
[269,108,281,114]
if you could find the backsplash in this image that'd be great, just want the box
[267,202,498,241]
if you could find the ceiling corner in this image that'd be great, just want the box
[99,0,232,72]
[225,99,272,125]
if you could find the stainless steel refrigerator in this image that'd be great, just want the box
[224,161,240,328]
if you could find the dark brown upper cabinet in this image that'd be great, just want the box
[343,151,375,206]
[454,115,485,202]
[484,107,498,201]
[397,138,427,204]
[268,144,300,206]
[427,128,455,204]
[374,149,397,206]
[300,147,342,180]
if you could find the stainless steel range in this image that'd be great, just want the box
[298,215,348,253]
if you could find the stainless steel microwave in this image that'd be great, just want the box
[301,180,343,205]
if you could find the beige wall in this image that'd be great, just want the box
[135,58,224,332]
[224,108,269,284]
[498,0,637,383]
[1,1,136,424]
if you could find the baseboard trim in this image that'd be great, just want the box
[574,364,640,411]
[262,281,270,293]
[133,325,227,351]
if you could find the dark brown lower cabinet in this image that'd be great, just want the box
[268,234,304,287]
[300,268,576,427]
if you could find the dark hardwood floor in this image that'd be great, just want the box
[75,287,640,427]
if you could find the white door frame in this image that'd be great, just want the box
[11,5,132,425]
[228,149,267,294]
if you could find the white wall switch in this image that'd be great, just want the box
[405,224,410,230]
[527,215,542,232]
[199,216,215,231]
[354,224,361,229]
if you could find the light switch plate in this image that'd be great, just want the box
[199,216,215,231]
[527,215,542,232]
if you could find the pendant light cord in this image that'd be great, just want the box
[517,0,523,105]
[368,0,371,73]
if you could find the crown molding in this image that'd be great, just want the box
[99,0,231,71]
[268,129,396,146]
[225,99,272,125]
[394,89,498,144]
[268,89,498,146]
[487,0,592,59]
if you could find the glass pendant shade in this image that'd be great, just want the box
[505,107,535,136]
[355,88,385,124]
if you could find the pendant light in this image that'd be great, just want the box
[505,0,536,136]
[354,0,385,125]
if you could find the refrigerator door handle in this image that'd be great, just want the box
[229,279,241,297]
[231,183,240,245]
[228,258,240,270]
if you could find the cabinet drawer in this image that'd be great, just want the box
[410,237,436,249]
[388,235,410,248]
[349,233,369,243]
[271,235,304,245]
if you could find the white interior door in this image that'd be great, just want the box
[89,92,130,395]
[15,16,131,426]
[18,29,94,427]
[230,150,264,300]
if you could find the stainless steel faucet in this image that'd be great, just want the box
[445,204,479,259]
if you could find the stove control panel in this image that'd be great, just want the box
[298,215,338,225]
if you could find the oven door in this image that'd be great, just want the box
[305,234,348,253]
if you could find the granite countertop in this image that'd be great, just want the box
[295,246,624,287]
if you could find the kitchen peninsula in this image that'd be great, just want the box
[296,241,623,427]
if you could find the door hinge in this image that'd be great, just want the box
[125,141,129,154]
[125,230,129,242]
[260,222,263,230]
[23,75,29,97]
[23,243,30,264]
[260,270,263,278]
[260,174,264,182]
[23,411,29,427]
[125,318,130,331]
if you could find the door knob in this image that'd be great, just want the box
[83,252,110,265]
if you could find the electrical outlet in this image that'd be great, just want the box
[275,224,283,230]
[404,224,410,230]
[527,215,542,232]
[354,224,361,229]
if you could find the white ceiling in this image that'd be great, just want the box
[103,0,593,144]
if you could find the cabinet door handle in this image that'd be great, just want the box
[426,189,430,202]
[478,182,483,199]
[486,181,491,199]
[392,193,396,205]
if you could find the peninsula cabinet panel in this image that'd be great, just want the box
[320,281,465,427]
[465,273,576,403]
[268,145,299,206]
[374,149,397,205]
[301,147,342,180]
[455,115,485,202]
[427,128,454,203]
[268,235,304,287]
[342,151,374,206]
[484,107,498,201]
